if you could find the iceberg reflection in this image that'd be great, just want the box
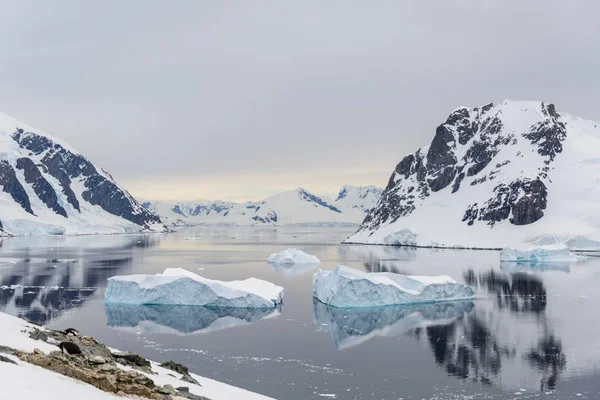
[313,299,474,350]
[499,261,571,273]
[105,304,280,335]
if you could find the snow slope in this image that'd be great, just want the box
[347,100,600,249]
[0,112,167,236]
[0,311,273,400]
[143,185,382,226]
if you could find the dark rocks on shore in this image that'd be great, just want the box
[18,323,209,400]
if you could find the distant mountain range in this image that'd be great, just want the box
[347,100,600,249]
[0,112,167,236]
[141,185,383,226]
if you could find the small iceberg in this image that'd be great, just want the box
[313,299,474,350]
[105,304,280,335]
[269,262,318,277]
[499,244,585,263]
[105,268,283,308]
[313,265,475,308]
[268,248,320,265]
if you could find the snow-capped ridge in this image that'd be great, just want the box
[0,111,167,236]
[143,185,382,226]
[347,100,600,249]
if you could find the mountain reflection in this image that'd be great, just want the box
[0,235,161,324]
[464,269,547,313]
[314,266,569,392]
[422,268,566,390]
[525,335,567,391]
[313,299,474,350]
[106,304,280,335]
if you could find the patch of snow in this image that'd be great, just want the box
[268,248,321,265]
[105,268,284,308]
[312,265,475,308]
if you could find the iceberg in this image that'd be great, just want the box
[105,304,279,335]
[499,244,585,263]
[313,299,474,350]
[267,248,320,265]
[105,268,283,308]
[312,265,475,308]
[269,262,318,277]
[382,229,417,246]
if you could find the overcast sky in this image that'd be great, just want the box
[1,1,598,201]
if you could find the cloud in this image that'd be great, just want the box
[1,1,598,200]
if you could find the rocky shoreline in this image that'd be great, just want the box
[0,317,209,399]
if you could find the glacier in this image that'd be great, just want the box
[105,268,284,308]
[312,265,475,308]
[268,248,321,265]
[499,244,585,263]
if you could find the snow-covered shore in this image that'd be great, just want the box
[0,312,273,400]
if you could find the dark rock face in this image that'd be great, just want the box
[252,211,278,223]
[11,131,163,229]
[0,160,34,215]
[465,179,547,226]
[16,158,68,217]
[357,101,565,235]
[298,189,341,213]
[171,205,186,216]
[524,103,567,161]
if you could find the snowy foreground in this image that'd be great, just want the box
[105,268,283,308]
[500,244,585,263]
[0,312,273,400]
[267,248,320,265]
[313,266,475,308]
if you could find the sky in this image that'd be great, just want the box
[0,1,598,202]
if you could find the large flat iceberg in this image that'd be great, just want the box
[499,244,585,263]
[105,268,283,308]
[267,248,320,265]
[313,265,475,308]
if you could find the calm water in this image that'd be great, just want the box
[1,227,599,400]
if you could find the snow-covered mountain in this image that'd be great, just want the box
[347,100,600,249]
[143,185,382,226]
[334,185,383,214]
[0,112,167,236]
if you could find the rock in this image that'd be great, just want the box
[97,363,118,373]
[160,360,190,375]
[175,387,211,400]
[33,348,43,355]
[88,356,109,365]
[16,350,166,399]
[28,329,49,342]
[158,384,177,395]
[180,373,200,385]
[112,352,151,368]
[0,355,17,365]
[0,345,18,355]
